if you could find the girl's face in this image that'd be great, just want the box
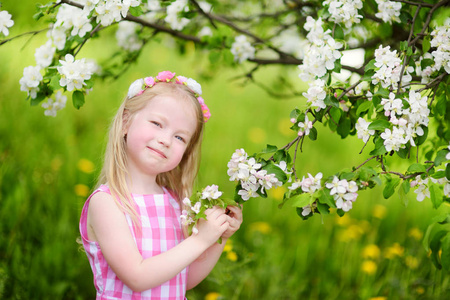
[124,94,197,179]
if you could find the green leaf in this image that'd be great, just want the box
[356,101,373,116]
[430,184,443,209]
[407,163,427,173]
[369,137,387,156]
[316,203,330,215]
[334,25,344,40]
[446,163,450,181]
[308,127,318,141]
[383,177,400,199]
[324,94,339,108]
[318,189,336,208]
[374,88,390,98]
[431,170,446,179]
[49,75,61,91]
[290,108,301,120]
[329,107,342,123]
[429,230,447,270]
[441,234,450,272]
[422,35,431,53]
[261,144,278,154]
[208,50,221,64]
[129,6,144,16]
[291,193,312,208]
[435,150,449,167]
[368,119,390,131]
[72,91,85,109]
[337,117,351,138]
[415,126,428,146]
[364,59,376,71]
[262,163,287,183]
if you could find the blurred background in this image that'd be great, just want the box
[1,1,449,299]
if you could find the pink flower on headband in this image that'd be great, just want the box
[156,71,176,82]
[201,104,211,122]
[176,76,188,84]
[127,71,211,122]
[144,76,155,87]
[197,96,205,105]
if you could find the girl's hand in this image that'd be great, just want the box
[222,206,243,239]
[195,206,229,247]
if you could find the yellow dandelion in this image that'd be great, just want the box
[369,297,387,300]
[408,228,423,241]
[51,157,63,171]
[268,186,286,201]
[205,292,221,300]
[384,243,404,259]
[75,184,90,197]
[405,255,419,269]
[249,221,272,234]
[226,251,238,262]
[416,286,425,295]
[248,127,266,144]
[78,158,95,174]
[362,244,380,260]
[372,204,387,219]
[335,214,352,226]
[278,118,294,137]
[361,260,377,275]
[223,239,233,252]
[338,224,364,242]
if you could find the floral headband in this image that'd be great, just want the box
[127,71,211,122]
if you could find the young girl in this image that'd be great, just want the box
[79,71,243,299]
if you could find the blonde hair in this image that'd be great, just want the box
[97,82,205,226]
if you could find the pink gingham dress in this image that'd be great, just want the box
[79,185,188,299]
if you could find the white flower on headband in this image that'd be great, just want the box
[127,78,144,98]
[126,71,211,122]
[186,78,202,95]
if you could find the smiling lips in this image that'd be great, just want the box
[147,146,167,158]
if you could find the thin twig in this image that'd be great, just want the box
[354,156,377,171]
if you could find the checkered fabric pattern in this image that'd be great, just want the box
[79,185,187,299]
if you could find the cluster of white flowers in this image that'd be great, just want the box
[411,175,430,202]
[0,9,14,36]
[288,172,323,216]
[227,149,282,201]
[57,54,96,92]
[41,91,68,117]
[19,66,43,99]
[298,16,343,82]
[355,117,375,143]
[35,40,56,69]
[55,3,92,38]
[230,35,256,63]
[323,0,363,28]
[430,20,450,74]
[302,79,327,112]
[165,0,190,30]
[325,176,359,212]
[94,0,141,26]
[296,114,313,137]
[180,185,223,234]
[116,21,142,51]
[379,90,429,152]
[375,0,402,24]
[289,172,323,194]
[372,45,413,90]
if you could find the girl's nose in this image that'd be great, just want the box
[157,132,171,147]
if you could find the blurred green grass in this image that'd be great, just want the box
[1,2,449,299]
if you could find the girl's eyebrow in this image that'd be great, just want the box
[151,112,194,137]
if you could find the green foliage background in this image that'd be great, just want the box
[0,1,449,299]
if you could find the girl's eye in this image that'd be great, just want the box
[151,121,161,127]
[175,136,185,143]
